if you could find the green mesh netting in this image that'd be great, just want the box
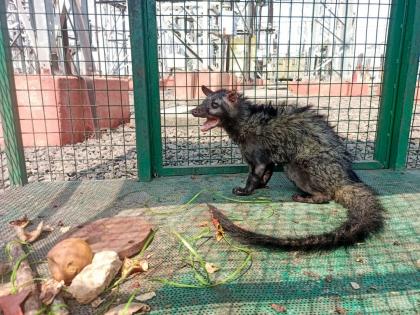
[0,170,419,314]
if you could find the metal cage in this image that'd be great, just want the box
[0,0,419,188]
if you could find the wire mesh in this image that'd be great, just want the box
[156,0,392,168]
[0,0,417,189]
[407,59,420,168]
[0,0,135,190]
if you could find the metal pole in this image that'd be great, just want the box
[374,0,420,169]
[127,0,162,180]
[388,0,420,169]
[0,0,28,186]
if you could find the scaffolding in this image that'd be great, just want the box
[6,0,131,76]
[156,1,388,82]
[6,0,387,82]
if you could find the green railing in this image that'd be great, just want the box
[1,0,419,186]
[0,0,26,186]
[375,0,420,169]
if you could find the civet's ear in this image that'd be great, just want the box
[201,85,214,96]
[226,90,238,106]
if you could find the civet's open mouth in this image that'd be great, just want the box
[200,116,221,132]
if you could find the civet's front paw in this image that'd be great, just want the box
[232,186,253,196]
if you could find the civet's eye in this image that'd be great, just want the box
[210,102,219,109]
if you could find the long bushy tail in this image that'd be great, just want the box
[209,183,384,250]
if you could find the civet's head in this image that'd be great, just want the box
[191,85,240,132]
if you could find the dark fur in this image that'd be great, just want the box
[192,86,384,250]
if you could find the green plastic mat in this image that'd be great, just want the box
[0,170,419,314]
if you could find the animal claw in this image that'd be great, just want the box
[232,187,252,196]
[292,193,305,202]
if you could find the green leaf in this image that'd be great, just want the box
[172,231,207,268]
[135,228,157,259]
[122,289,140,315]
[215,193,272,203]
[159,231,252,289]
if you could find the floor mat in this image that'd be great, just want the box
[0,170,419,314]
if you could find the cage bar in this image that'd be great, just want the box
[127,0,153,181]
[386,0,420,169]
[0,0,27,187]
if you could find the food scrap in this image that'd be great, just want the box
[135,291,156,302]
[355,256,366,263]
[205,262,220,274]
[91,297,104,308]
[271,303,287,313]
[9,216,53,243]
[210,215,225,242]
[40,278,65,305]
[121,257,149,279]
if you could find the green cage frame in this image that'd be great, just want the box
[1,0,419,184]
